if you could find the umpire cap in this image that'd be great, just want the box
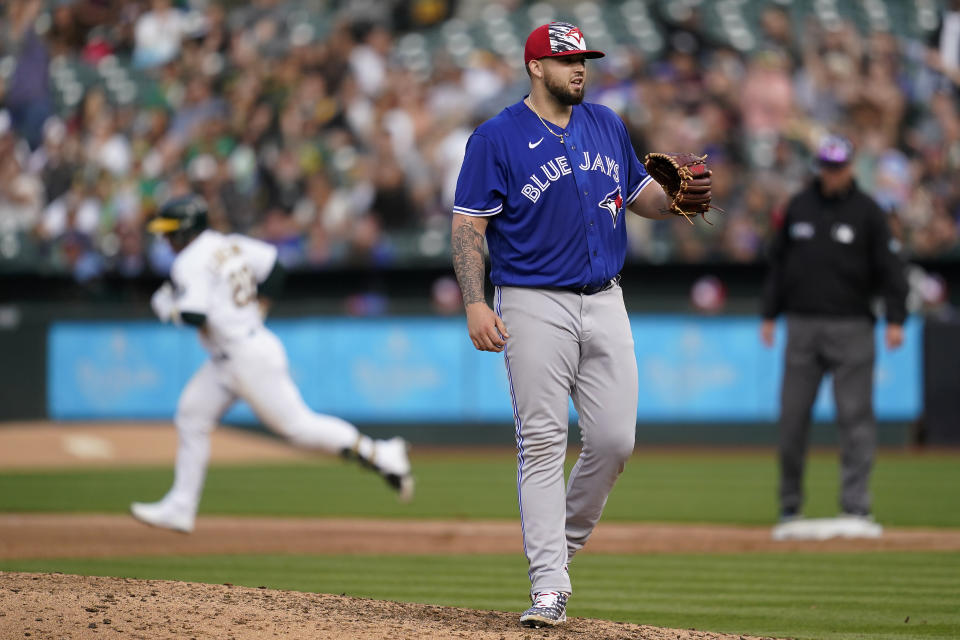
[147,195,209,235]
[816,134,854,167]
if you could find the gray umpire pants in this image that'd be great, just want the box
[778,315,876,515]
[495,284,638,597]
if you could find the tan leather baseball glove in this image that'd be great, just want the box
[643,152,723,224]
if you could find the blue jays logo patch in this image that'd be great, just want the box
[548,22,586,53]
[598,186,623,227]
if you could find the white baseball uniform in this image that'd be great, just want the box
[147,230,386,521]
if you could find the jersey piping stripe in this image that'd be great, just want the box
[496,285,534,581]
[452,204,503,216]
[625,175,654,206]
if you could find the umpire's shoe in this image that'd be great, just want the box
[520,591,569,628]
[130,500,195,533]
[372,437,415,503]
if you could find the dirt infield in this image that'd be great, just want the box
[3,513,960,560]
[0,421,318,469]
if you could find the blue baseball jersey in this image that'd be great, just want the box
[453,98,652,289]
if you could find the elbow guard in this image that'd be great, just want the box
[258,260,287,300]
[181,312,207,328]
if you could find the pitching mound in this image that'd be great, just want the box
[0,572,779,640]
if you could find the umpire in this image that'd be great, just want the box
[760,134,908,525]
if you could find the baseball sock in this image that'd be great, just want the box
[341,435,376,468]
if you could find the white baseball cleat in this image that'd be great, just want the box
[130,500,195,533]
[372,437,415,503]
[520,591,569,628]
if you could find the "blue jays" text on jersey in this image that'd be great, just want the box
[454,99,652,289]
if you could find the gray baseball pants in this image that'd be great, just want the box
[495,284,638,597]
[778,315,876,515]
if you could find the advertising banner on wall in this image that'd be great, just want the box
[48,316,921,423]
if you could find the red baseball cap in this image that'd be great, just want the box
[524,22,605,64]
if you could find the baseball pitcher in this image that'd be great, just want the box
[131,195,413,533]
[451,22,716,627]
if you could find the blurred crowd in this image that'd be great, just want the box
[615,1,960,266]
[1,0,960,281]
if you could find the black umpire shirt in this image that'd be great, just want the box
[761,177,908,324]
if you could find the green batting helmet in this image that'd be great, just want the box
[147,195,209,236]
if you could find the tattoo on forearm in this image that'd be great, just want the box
[451,219,487,305]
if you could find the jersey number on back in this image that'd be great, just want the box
[229,265,256,306]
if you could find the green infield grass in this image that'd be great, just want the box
[0,449,957,526]
[3,552,958,640]
[2,448,958,639]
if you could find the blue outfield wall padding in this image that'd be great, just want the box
[629,315,921,422]
[47,315,922,424]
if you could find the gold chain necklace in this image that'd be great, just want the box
[526,98,566,144]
